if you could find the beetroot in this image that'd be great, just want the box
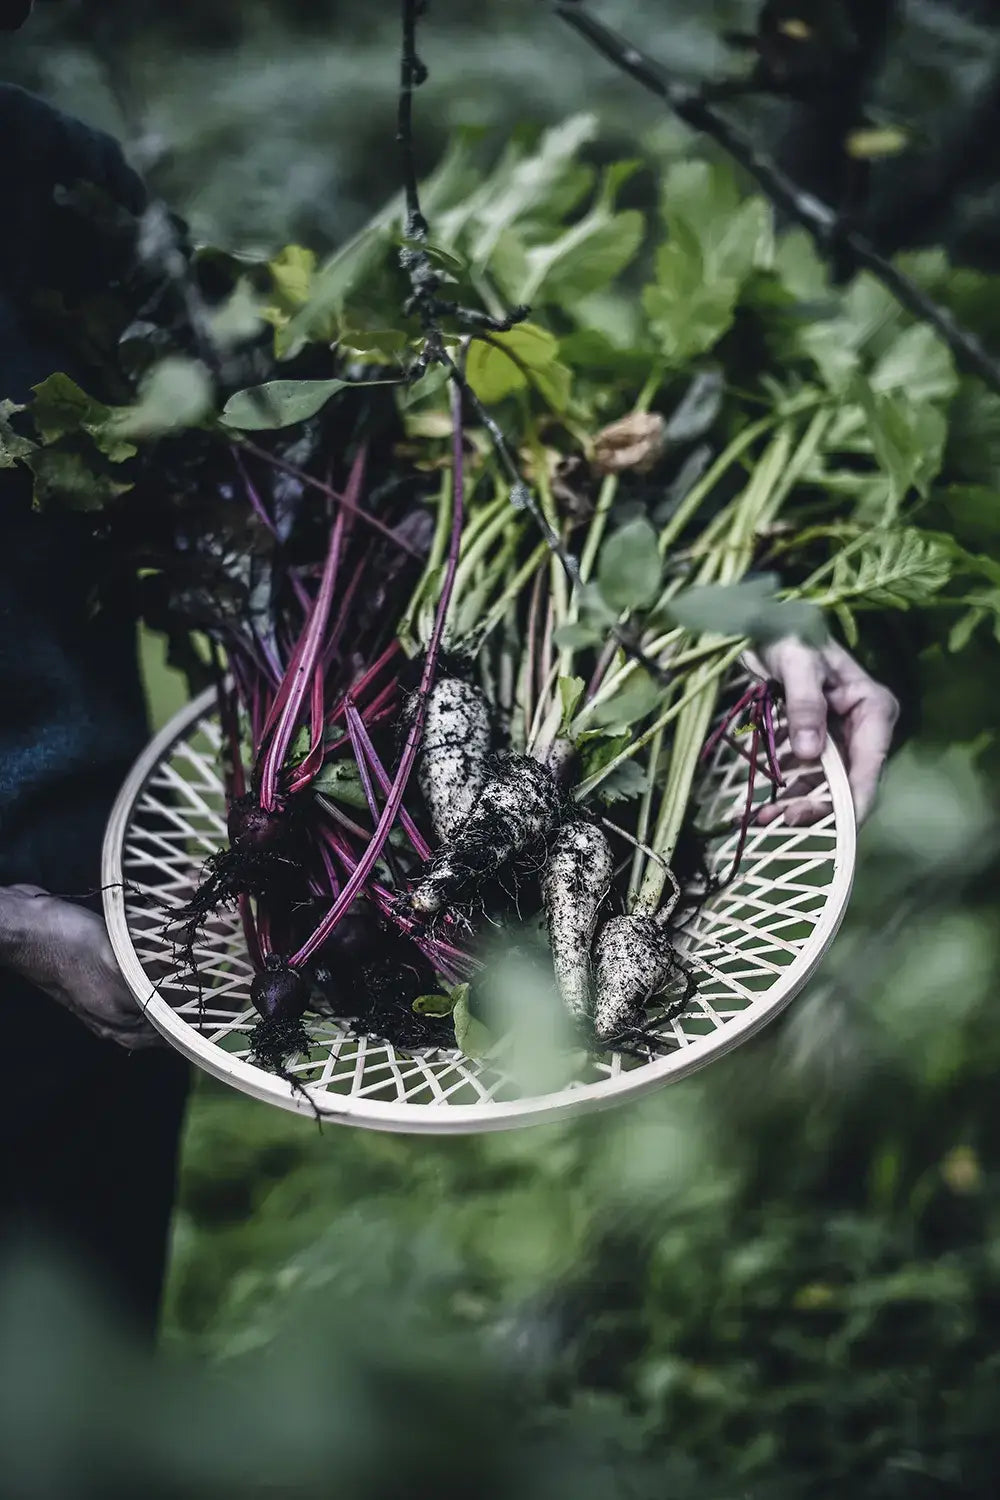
[250,954,309,1021]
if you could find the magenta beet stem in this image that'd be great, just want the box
[238,439,422,558]
[701,681,761,764]
[728,717,762,883]
[344,705,383,830]
[344,702,432,860]
[258,445,366,751]
[290,381,467,969]
[286,664,328,794]
[258,452,364,809]
[324,641,401,729]
[761,687,785,787]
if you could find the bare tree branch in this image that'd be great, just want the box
[554,1,1000,395]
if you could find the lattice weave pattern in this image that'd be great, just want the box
[104,685,854,1131]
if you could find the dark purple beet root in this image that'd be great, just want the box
[247,955,315,1096]
[227,795,295,853]
[251,954,309,1021]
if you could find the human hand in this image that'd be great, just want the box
[0,885,160,1050]
[754,637,900,828]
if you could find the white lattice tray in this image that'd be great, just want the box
[103,683,855,1132]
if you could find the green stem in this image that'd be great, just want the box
[634,669,720,915]
[398,468,452,653]
[572,638,745,801]
[467,541,549,651]
[628,724,665,903]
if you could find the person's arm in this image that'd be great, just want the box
[0,886,158,1048]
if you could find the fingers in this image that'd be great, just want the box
[763,637,828,763]
[822,642,899,825]
[844,687,899,824]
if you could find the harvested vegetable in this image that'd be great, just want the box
[543,821,614,1023]
[11,12,996,1079]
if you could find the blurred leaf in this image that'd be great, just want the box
[110,358,214,441]
[597,518,662,612]
[30,373,135,462]
[643,242,739,365]
[669,576,826,646]
[594,759,648,805]
[210,278,265,346]
[554,621,602,650]
[855,379,947,509]
[453,985,494,1061]
[664,371,724,444]
[467,114,598,267]
[25,447,132,512]
[870,324,957,406]
[846,125,910,159]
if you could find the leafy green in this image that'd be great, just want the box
[558,675,586,732]
[464,323,571,409]
[820,530,954,610]
[597,518,662,612]
[312,760,369,811]
[452,985,494,1061]
[221,378,356,430]
[0,401,33,469]
[588,671,663,731]
[412,993,458,1018]
[669,576,826,647]
[109,358,214,440]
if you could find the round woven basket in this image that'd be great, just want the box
[103,682,855,1132]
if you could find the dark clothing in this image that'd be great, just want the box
[0,84,189,1340]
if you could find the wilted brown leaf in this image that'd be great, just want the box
[591,411,668,476]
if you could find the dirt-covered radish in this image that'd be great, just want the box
[419,676,492,844]
[543,820,613,1022]
[409,751,561,916]
[591,914,675,1046]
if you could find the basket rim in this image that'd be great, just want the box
[103,685,857,1133]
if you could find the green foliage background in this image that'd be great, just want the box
[6,3,1000,1496]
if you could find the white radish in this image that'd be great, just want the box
[419,676,492,844]
[410,751,560,916]
[543,821,613,1022]
[592,914,674,1045]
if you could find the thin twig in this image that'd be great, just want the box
[554,2,1000,394]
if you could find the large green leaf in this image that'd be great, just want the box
[870,324,958,406]
[220,378,359,431]
[855,379,947,511]
[644,233,740,365]
[464,323,571,409]
[597,518,662,612]
[26,447,132,512]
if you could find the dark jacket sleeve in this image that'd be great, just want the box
[0,83,147,305]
